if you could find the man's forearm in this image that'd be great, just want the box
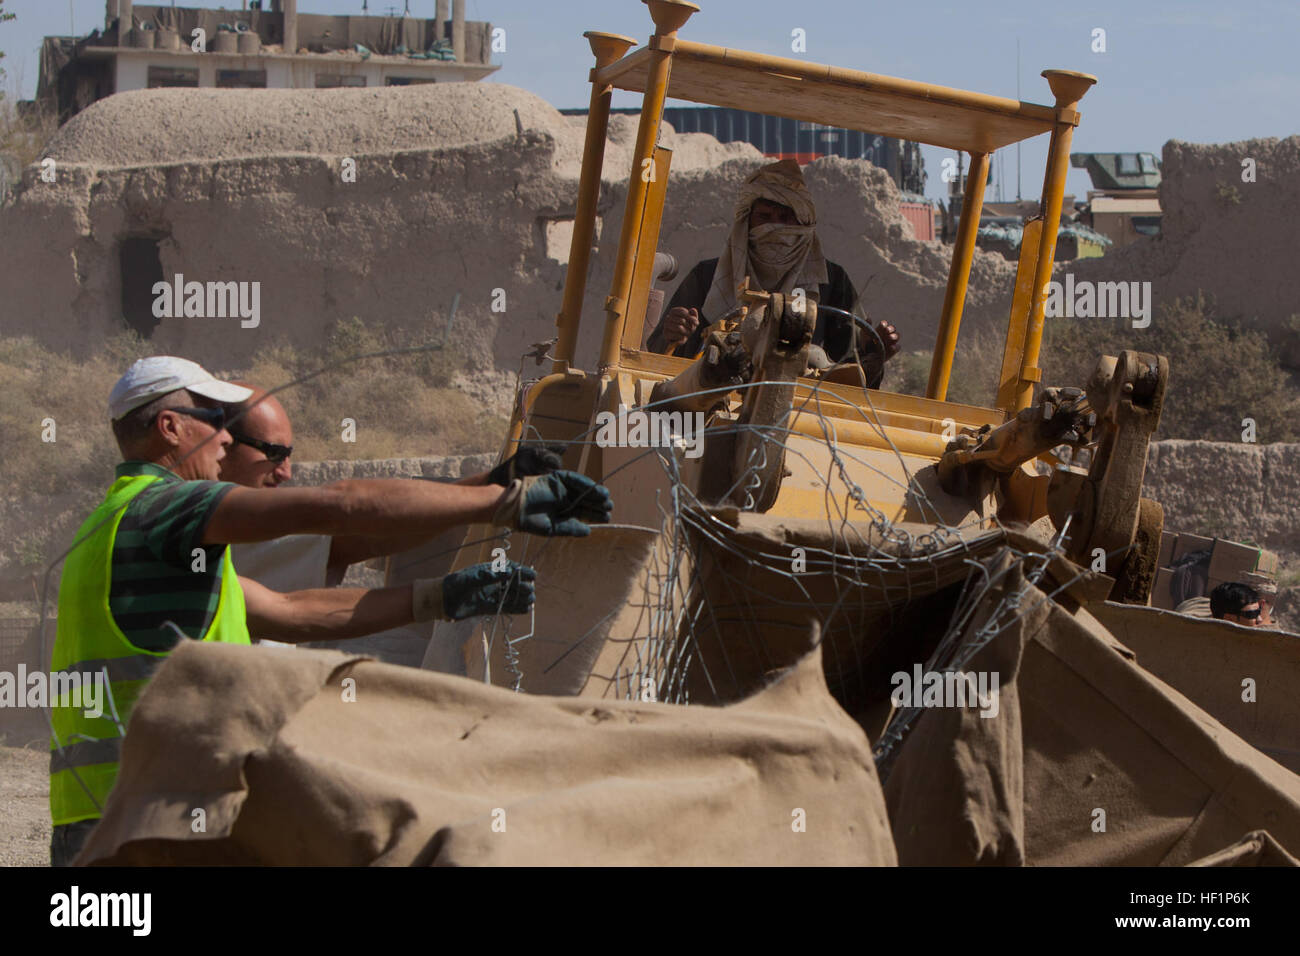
[326,473,496,580]
[207,479,505,545]
[322,479,505,536]
[247,584,415,643]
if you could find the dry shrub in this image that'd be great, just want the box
[245,316,508,462]
[0,333,154,574]
[1039,292,1300,442]
[0,333,151,494]
[0,320,506,577]
[885,293,1300,442]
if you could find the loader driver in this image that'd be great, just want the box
[646,158,901,388]
[49,357,611,865]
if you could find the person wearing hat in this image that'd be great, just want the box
[48,356,612,865]
[646,159,901,387]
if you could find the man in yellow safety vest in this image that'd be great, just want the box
[50,356,611,865]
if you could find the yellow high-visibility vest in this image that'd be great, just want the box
[49,472,249,826]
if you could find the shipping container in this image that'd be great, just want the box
[898,200,936,241]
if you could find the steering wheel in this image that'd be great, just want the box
[810,304,887,363]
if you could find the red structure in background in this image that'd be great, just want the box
[899,199,936,241]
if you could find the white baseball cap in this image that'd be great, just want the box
[109,356,253,421]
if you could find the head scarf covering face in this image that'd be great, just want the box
[701,159,830,322]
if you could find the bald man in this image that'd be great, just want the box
[221,386,376,590]
[220,387,352,596]
[219,386,295,490]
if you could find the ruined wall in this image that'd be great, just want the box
[0,84,756,373]
[1135,439,1300,622]
[4,86,1296,554]
[4,85,1295,371]
[1144,439,1300,555]
[1066,136,1300,357]
[0,82,1020,375]
[289,453,495,485]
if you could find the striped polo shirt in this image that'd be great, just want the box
[108,461,237,653]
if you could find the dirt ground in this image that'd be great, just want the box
[0,744,49,867]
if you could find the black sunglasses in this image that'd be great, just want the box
[155,405,226,430]
[1234,606,1262,620]
[229,430,293,464]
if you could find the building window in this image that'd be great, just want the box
[1118,153,1140,175]
[120,237,165,339]
[1132,216,1162,237]
[147,66,200,89]
[316,74,367,88]
[216,70,268,89]
[385,76,436,86]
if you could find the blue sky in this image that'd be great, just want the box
[3,0,1297,203]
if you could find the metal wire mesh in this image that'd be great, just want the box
[482,366,1052,728]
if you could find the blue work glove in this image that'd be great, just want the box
[412,561,537,622]
[492,471,613,537]
[487,443,567,486]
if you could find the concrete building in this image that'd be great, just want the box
[35,2,497,123]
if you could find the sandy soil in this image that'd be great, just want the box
[0,744,49,867]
